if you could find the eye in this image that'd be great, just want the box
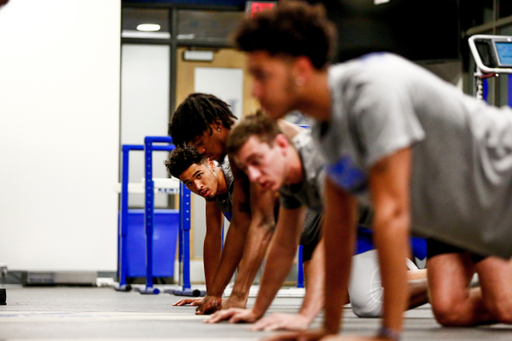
[197,174,202,179]
[255,72,267,82]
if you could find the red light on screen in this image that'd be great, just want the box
[250,3,275,17]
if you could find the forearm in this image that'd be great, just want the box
[323,180,357,334]
[229,219,275,300]
[297,239,325,321]
[208,223,248,297]
[203,233,222,292]
[251,233,297,317]
[373,214,409,332]
[323,221,355,333]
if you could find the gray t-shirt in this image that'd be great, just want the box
[215,158,234,221]
[312,52,512,259]
[280,131,325,245]
[280,131,325,212]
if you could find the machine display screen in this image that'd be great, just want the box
[495,42,512,67]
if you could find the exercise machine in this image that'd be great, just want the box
[468,34,512,102]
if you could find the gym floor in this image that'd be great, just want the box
[0,286,511,340]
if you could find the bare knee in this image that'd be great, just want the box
[431,299,474,326]
[488,302,512,324]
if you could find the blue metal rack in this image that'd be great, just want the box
[115,136,199,295]
[116,135,303,296]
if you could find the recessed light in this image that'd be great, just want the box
[137,24,161,32]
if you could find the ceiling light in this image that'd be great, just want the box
[137,24,161,32]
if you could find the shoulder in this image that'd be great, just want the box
[277,120,305,140]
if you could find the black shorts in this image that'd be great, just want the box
[426,238,487,264]
[300,210,322,262]
[301,231,320,262]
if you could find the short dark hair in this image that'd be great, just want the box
[169,93,237,147]
[232,1,336,70]
[227,111,281,158]
[165,145,206,179]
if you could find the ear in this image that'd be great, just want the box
[293,56,314,84]
[207,159,216,169]
[212,119,223,132]
[275,134,289,149]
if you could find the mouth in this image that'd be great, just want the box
[259,181,270,189]
[200,190,210,198]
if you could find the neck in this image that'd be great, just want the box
[215,167,228,195]
[285,146,304,185]
[298,69,331,122]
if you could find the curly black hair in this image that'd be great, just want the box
[169,93,237,147]
[165,145,206,179]
[232,1,336,70]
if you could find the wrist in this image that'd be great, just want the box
[229,289,247,300]
[250,307,264,319]
[377,327,402,341]
[297,309,316,323]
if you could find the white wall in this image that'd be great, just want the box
[0,0,121,271]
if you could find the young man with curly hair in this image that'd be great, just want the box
[231,2,512,341]
[166,145,234,305]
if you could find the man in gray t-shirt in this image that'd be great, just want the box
[206,112,428,328]
[233,2,512,340]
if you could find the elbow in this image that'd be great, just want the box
[373,205,410,237]
[255,217,277,235]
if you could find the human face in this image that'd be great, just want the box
[235,136,287,191]
[178,162,219,201]
[247,51,300,120]
[188,124,227,162]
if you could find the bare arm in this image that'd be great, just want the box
[223,180,277,308]
[195,173,253,314]
[322,177,358,335]
[204,201,224,291]
[206,205,304,324]
[261,179,358,340]
[295,236,325,321]
[368,147,412,336]
[174,202,224,307]
[249,236,325,332]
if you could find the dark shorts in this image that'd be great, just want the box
[300,209,322,262]
[426,238,487,264]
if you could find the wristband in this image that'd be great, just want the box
[378,327,402,341]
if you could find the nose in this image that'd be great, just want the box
[251,82,261,100]
[247,166,261,183]
[197,146,206,155]
[194,179,203,190]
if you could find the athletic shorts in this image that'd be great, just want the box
[426,238,486,264]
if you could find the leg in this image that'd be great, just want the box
[349,250,429,317]
[475,256,512,324]
[348,249,384,317]
[406,261,428,309]
[427,248,495,326]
